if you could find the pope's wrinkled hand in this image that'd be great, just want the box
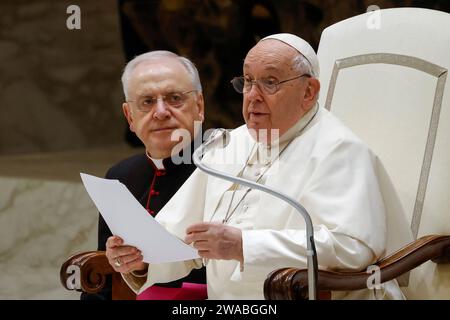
[105,236,147,274]
[185,222,243,263]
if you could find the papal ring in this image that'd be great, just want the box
[114,257,122,267]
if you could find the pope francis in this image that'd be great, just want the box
[113,33,410,299]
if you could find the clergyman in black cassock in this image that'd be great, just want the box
[81,140,205,300]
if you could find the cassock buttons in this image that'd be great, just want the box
[150,190,160,196]
[155,170,166,177]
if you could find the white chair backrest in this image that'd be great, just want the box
[317,8,450,299]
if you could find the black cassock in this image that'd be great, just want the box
[81,148,206,300]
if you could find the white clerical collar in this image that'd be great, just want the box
[145,151,165,170]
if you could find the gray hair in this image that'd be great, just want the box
[292,52,320,101]
[121,50,202,100]
[292,53,316,78]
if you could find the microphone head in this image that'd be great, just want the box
[205,128,230,149]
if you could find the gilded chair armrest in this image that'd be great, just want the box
[60,251,114,294]
[264,235,450,300]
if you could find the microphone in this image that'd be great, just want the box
[197,128,231,156]
[193,128,318,300]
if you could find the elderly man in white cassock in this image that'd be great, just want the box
[122,33,406,299]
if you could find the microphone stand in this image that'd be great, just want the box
[193,129,318,300]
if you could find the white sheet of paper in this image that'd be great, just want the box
[80,173,200,264]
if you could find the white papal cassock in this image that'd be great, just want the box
[124,104,411,299]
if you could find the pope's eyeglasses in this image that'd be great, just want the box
[230,74,310,95]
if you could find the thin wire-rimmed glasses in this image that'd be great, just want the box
[127,90,197,112]
[230,74,311,95]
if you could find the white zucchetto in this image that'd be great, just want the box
[260,33,320,77]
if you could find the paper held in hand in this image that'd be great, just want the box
[80,173,200,264]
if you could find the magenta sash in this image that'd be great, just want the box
[136,282,207,300]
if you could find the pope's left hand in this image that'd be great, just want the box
[185,222,243,263]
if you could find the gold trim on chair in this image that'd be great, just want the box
[324,53,448,240]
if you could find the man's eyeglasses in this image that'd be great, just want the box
[127,90,197,112]
[230,74,311,95]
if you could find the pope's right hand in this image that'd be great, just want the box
[105,236,147,274]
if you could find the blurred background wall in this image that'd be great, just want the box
[0,0,130,299]
[1,0,448,155]
[0,0,125,155]
[0,0,448,300]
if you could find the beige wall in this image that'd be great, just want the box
[0,0,126,155]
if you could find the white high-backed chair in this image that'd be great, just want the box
[265,8,450,299]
